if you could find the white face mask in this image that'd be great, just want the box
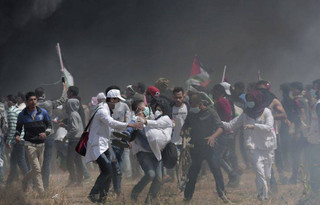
[189,107,200,113]
[247,101,255,109]
[154,110,162,118]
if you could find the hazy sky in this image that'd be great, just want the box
[1,0,320,101]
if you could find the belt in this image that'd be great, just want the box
[25,141,44,147]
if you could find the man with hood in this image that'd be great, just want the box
[62,98,85,186]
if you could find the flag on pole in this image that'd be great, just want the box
[258,70,263,81]
[221,65,227,82]
[56,43,74,87]
[186,55,211,87]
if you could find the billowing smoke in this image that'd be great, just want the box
[1,1,320,101]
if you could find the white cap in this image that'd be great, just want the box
[97,92,106,100]
[107,89,126,101]
[220,82,231,95]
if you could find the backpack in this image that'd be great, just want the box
[161,142,178,169]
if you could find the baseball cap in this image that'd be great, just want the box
[106,89,126,101]
[220,82,231,96]
[147,86,160,97]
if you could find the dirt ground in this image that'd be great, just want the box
[0,166,308,205]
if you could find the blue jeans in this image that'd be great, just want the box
[89,150,113,200]
[131,152,162,202]
[110,145,124,194]
[6,141,29,186]
[123,148,132,178]
[42,136,54,189]
[184,146,225,199]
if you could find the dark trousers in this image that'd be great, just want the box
[67,141,84,183]
[110,145,124,194]
[89,150,113,199]
[291,136,307,181]
[131,152,162,201]
[184,146,225,199]
[42,136,53,189]
[6,141,29,186]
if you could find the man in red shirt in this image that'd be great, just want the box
[213,83,240,187]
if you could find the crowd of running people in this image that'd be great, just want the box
[0,77,320,204]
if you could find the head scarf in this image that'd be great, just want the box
[244,90,266,119]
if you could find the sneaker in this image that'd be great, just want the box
[227,174,240,188]
[88,194,99,203]
[22,177,29,192]
[219,192,233,204]
[112,131,131,141]
[112,139,129,148]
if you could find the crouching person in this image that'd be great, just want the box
[130,101,173,203]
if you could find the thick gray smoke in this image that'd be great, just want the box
[0,1,320,101]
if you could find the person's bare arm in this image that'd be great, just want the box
[270,98,287,120]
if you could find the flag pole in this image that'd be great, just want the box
[56,43,64,71]
[221,65,227,82]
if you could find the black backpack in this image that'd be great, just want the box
[161,142,178,169]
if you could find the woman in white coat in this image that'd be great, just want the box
[86,89,141,203]
[222,90,276,201]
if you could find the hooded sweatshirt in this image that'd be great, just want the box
[65,99,84,142]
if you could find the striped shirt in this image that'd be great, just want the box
[7,105,24,144]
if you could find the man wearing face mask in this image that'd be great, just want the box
[130,101,173,203]
[256,80,289,190]
[181,93,228,203]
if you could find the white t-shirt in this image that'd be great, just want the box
[171,103,188,145]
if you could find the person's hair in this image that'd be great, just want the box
[189,93,201,105]
[234,82,245,90]
[35,87,45,98]
[290,81,304,92]
[213,84,226,96]
[256,80,270,88]
[131,100,144,113]
[17,91,25,101]
[25,92,36,101]
[280,83,291,96]
[135,82,146,94]
[7,95,17,104]
[313,79,320,90]
[68,86,79,97]
[173,87,184,95]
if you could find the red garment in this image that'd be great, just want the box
[214,97,232,122]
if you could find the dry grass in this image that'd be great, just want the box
[0,167,309,205]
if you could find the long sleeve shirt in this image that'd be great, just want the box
[6,105,24,145]
[223,108,276,150]
[85,103,128,163]
[16,107,52,144]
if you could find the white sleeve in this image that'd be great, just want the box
[98,109,128,130]
[146,116,172,129]
[222,114,244,131]
[254,108,274,132]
